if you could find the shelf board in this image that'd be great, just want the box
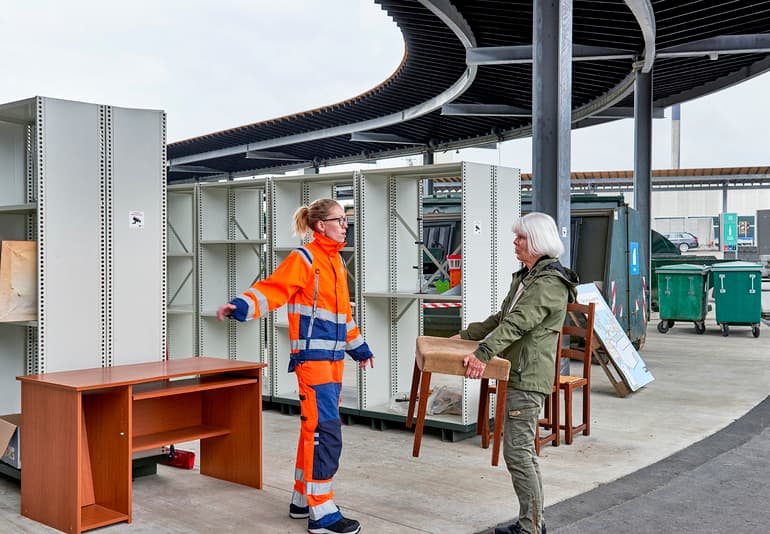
[0,202,35,214]
[0,319,38,327]
[132,424,231,452]
[81,504,129,531]
[200,239,266,245]
[133,376,259,400]
[168,252,194,258]
[362,291,462,302]
[167,305,194,314]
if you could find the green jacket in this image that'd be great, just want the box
[459,257,578,395]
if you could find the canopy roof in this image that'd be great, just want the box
[167,1,770,182]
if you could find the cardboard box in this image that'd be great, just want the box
[0,240,37,322]
[0,413,21,469]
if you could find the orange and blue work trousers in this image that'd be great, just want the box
[291,360,345,528]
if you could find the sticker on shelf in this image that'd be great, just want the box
[129,210,145,229]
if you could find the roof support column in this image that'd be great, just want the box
[532,0,573,266]
[634,69,653,282]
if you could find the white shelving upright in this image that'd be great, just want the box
[197,179,269,393]
[167,183,197,359]
[357,162,520,430]
[267,172,359,408]
[0,96,166,414]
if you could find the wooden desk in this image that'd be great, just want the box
[17,357,266,533]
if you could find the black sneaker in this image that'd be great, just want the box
[289,503,309,519]
[307,516,361,534]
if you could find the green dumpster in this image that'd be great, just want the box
[711,261,763,337]
[656,264,711,334]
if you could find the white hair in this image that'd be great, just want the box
[512,212,564,258]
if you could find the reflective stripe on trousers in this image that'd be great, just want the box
[291,360,344,527]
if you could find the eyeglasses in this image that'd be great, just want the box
[322,216,348,227]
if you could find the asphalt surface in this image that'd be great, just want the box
[483,395,770,534]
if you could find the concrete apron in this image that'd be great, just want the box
[0,312,767,533]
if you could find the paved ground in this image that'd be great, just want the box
[0,311,768,533]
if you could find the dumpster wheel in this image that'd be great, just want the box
[657,320,670,334]
[752,324,760,338]
[694,321,706,335]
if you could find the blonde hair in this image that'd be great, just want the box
[292,198,341,237]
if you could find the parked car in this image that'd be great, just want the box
[665,231,699,252]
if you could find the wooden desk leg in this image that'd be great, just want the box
[412,370,432,458]
[405,360,421,430]
[492,380,507,466]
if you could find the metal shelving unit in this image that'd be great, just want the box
[0,96,165,414]
[196,179,269,394]
[267,171,358,407]
[167,184,197,360]
[357,162,520,433]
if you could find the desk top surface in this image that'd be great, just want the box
[17,357,266,391]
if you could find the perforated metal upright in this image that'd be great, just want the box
[167,182,198,359]
[0,96,166,414]
[196,178,268,388]
[357,162,519,432]
[267,172,358,408]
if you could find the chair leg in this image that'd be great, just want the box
[583,383,590,436]
[477,378,490,441]
[405,360,420,429]
[564,385,573,445]
[412,370,432,458]
[552,386,560,447]
[491,380,507,466]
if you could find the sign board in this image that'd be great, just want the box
[576,283,654,391]
[629,241,640,275]
[720,212,738,251]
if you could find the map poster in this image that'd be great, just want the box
[576,283,654,391]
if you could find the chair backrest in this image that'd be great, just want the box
[561,302,596,379]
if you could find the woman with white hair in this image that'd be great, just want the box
[456,212,578,534]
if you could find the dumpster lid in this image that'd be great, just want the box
[711,261,763,271]
[656,263,711,275]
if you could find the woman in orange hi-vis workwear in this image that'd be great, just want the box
[218,198,374,534]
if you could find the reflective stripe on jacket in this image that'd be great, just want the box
[229,232,372,371]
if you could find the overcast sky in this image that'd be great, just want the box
[2,0,769,173]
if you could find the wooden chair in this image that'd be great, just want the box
[559,301,596,444]
[406,336,511,466]
[535,333,561,455]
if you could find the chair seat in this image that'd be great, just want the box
[408,336,511,466]
[559,375,587,385]
[415,335,510,380]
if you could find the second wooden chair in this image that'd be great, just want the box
[558,301,596,444]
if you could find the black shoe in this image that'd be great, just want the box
[308,516,361,534]
[289,503,309,519]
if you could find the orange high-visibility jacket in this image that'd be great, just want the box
[229,232,372,371]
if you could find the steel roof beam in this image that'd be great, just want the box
[625,0,655,72]
[244,150,309,161]
[657,34,770,59]
[350,132,424,145]
[441,103,664,119]
[467,44,635,65]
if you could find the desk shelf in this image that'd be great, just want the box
[132,376,259,400]
[133,424,231,452]
[81,505,129,532]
